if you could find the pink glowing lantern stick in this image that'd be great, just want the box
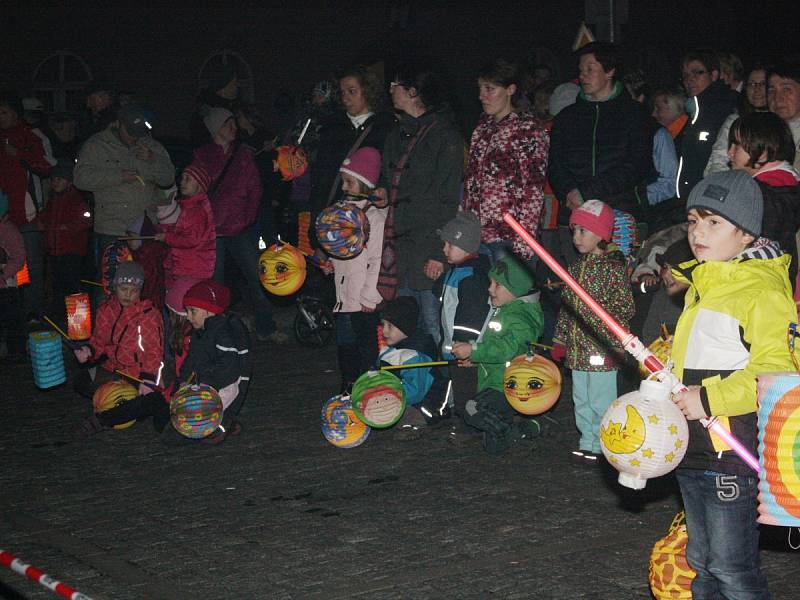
[501,212,760,473]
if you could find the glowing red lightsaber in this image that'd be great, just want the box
[502,212,760,473]
[0,549,94,599]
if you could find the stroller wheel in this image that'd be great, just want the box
[294,299,335,348]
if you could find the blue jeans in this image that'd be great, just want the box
[214,234,276,337]
[398,285,441,346]
[676,469,770,600]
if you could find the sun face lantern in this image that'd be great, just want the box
[600,378,689,490]
[273,145,309,181]
[315,204,370,259]
[351,370,406,428]
[321,395,371,448]
[258,242,307,296]
[648,511,695,600]
[93,381,138,430]
[170,383,223,439]
[503,352,562,415]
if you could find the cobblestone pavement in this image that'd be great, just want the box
[2,306,798,599]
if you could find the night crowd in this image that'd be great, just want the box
[2,42,800,598]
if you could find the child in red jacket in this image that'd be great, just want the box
[73,261,164,398]
[36,160,91,312]
[0,191,27,362]
[155,164,216,290]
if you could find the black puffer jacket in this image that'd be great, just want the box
[310,110,396,217]
[758,179,800,290]
[676,80,738,199]
[548,82,652,216]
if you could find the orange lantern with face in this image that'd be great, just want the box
[258,242,307,296]
[273,145,309,181]
[503,353,562,415]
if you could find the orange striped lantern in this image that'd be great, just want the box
[15,260,30,286]
[65,292,92,340]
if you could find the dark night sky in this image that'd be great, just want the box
[3,1,797,136]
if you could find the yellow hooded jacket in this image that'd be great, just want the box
[670,244,796,475]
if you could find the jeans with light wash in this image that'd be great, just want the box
[571,369,617,454]
[214,234,276,337]
[676,469,769,600]
[398,285,441,346]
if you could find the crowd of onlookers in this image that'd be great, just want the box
[2,40,800,596]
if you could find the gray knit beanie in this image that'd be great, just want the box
[438,211,481,254]
[686,170,763,237]
[203,107,234,138]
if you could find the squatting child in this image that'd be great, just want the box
[552,199,634,465]
[671,170,796,598]
[451,255,544,455]
[77,279,251,445]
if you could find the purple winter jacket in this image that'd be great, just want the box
[192,142,262,236]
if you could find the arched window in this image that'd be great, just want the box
[32,51,92,113]
[198,49,255,103]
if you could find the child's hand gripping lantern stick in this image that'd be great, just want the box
[501,212,760,473]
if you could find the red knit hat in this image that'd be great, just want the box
[569,199,614,241]
[183,279,231,315]
[183,164,212,193]
[339,147,381,189]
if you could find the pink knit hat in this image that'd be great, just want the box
[339,147,381,189]
[183,163,211,193]
[165,276,201,315]
[569,199,614,241]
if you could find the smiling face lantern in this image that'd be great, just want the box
[503,352,561,415]
[258,242,307,296]
[350,370,406,428]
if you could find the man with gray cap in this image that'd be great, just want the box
[74,103,174,267]
[670,169,795,599]
[192,107,285,343]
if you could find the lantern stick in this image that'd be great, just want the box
[0,548,95,600]
[502,212,760,473]
[117,236,156,241]
[381,361,451,371]
[114,370,165,393]
[43,316,70,340]
[296,118,312,145]
[80,279,103,287]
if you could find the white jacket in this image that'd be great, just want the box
[331,200,387,312]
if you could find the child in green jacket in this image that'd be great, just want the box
[452,255,544,455]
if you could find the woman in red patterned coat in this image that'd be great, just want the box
[462,60,550,262]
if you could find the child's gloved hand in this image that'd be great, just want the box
[550,343,566,362]
[73,346,92,363]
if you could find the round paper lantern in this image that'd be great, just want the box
[273,145,309,181]
[170,383,223,439]
[503,352,561,415]
[258,242,307,296]
[639,331,674,379]
[93,381,138,430]
[315,204,370,259]
[756,373,800,526]
[600,378,689,489]
[100,241,134,295]
[648,511,696,599]
[611,209,639,257]
[321,394,370,448]
[351,370,406,428]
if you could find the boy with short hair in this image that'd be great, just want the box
[671,170,796,598]
[451,256,544,455]
[378,296,440,439]
[433,211,490,427]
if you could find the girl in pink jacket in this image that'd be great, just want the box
[323,147,386,392]
[156,164,216,290]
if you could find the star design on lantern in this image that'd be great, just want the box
[668,424,678,435]
[609,456,618,464]
[630,458,641,467]
[675,439,683,449]
[648,414,660,424]
[642,448,654,458]
[664,453,675,462]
